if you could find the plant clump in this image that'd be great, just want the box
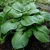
[0,0,50,50]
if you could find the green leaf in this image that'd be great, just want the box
[21,15,44,26]
[35,15,45,24]
[24,2,39,14]
[33,25,50,42]
[4,6,11,14]
[1,21,19,34]
[12,2,23,12]
[33,30,49,42]
[8,8,22,18]
[36,25,50,34]
[2,6,11,23]
[12,31,29,49]
[17,0,33,5]
[21,16,38,26]
[28,9,39,15]
[3,2,40,19]
[16,27,25,32]
[0,12,3,25]
[24,2,37,11]
[40,11,50,21]
[26,28,33,37]
[4,6,22,18]
[34,30,49,42]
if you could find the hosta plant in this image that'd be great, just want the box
[0,0,50,50]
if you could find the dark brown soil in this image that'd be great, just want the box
[0,34,14,50]
[0,33,50,50]
[25,36,50,50]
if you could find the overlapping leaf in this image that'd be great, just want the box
[36,25,50,34]
[12,31,29,49]
[33,25,50,42]
[21,15,44,26]
[1,21,19,34]
[0,1,50,50]
[40,11,50,21]
[3,2,40,18]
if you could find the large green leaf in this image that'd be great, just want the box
[20,16,38,26]
[21,15,44,26]
[33,25,50,42]
[33,30,49,42]
[1,21,19,34]
[8,8,22,18]
[12,2,23,12]
[36,25,50,34]
[4,6,22,18]
[12,31,29,49]
[40,11,50,21]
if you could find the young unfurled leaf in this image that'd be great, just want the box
[12,31,29,49]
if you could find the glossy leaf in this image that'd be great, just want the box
[12,2,23,12]
[33,25,50,42]
[40,11,50,21]
[12,31,29,49]
[21,15,44,26]
[1,21,19,34]
[36,25,50,34]
[28,9,39,14]
[24,2,39,14]
[21,16,38,26]
[4,6,22,18]
[8,8,22,18]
